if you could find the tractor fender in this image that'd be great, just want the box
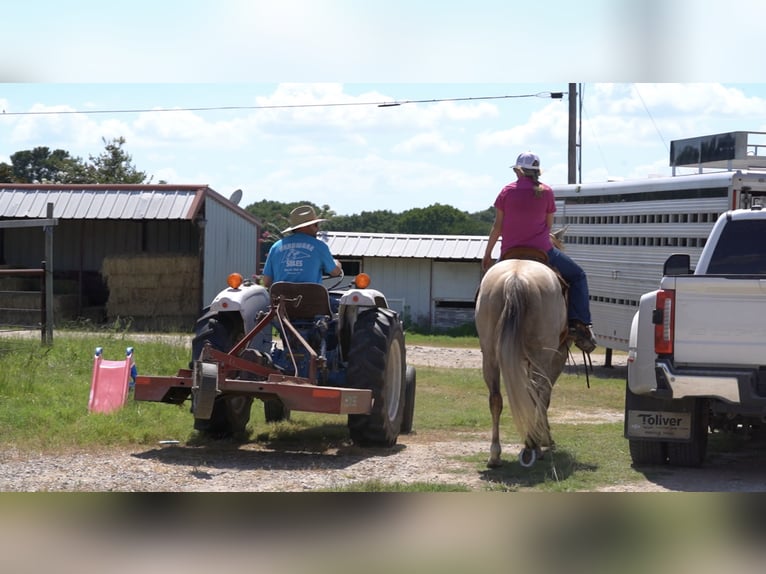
[338,288,389,309]
[209,282,271,333]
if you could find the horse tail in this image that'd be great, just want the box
[496,272,552,449]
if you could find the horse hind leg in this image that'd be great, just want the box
[487,382,503,468]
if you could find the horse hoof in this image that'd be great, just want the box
[519,447,537,468]
[486,458,502,469]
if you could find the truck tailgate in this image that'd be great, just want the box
[667,276,766,366]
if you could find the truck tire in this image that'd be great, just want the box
[667,398,709,467]
[347,308,406,447]
[191,314,253,439]
[400,365,416,434]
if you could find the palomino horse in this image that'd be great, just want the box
[475,256,571,468]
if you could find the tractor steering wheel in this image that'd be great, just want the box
[323,268,345,291]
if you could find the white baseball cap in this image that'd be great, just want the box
[512,152,541,171]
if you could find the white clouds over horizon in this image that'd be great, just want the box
[3,82,766,213]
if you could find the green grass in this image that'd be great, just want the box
[1,331,638,491]
[404,332,481,348]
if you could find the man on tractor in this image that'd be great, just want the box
[261,205,342,288]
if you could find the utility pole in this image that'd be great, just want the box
[568,83,578,184]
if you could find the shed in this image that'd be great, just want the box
[325,231,500,331]
[0,184,261,330]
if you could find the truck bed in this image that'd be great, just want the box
[660,274,766,367]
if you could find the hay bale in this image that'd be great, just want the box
[102,254,200,322]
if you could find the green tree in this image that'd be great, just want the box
[399,203,486,235]
[328,210,400,233]
[0,162,14,183]
[1,137,150,184]
[87,136,148,183]
[6,146,88,183]
[245,200,494,236]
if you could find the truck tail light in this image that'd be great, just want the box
[654,289,675,355]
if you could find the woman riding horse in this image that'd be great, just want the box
[482,152,597,353]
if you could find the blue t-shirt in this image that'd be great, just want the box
[263,233,337,284]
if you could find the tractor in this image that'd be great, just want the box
[134,271,416,447]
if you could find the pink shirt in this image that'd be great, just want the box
[494,176,556,254]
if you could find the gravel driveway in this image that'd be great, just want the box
[2,344,765,492]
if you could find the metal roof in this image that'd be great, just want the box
[0,184,259,224]
[324,231,499,260]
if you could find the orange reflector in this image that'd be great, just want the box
[355,273,371,288]
[227,273,243,289]
[312,388,340,398]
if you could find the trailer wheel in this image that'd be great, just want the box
[400,365,416,434]
[191,314,253,439]
[347,308,406,447]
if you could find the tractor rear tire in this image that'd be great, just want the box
[347,308,406,447]
[191,314,253,439]
[400,365,416,434]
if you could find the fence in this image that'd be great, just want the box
[0,202,56,344]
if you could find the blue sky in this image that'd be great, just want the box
[2,1,766,215]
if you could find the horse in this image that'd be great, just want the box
[474,252,571,468]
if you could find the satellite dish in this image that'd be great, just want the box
[229,188,243,205]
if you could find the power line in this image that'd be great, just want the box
[633,84,668,153]
[0,91,565,117]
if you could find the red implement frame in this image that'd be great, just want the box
[134,292,372,415]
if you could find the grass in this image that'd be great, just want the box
[0,330,639,491]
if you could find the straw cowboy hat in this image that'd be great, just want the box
[281,205,328,234]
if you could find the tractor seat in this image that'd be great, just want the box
[270,282,333,321]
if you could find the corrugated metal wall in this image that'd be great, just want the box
[361,258,431,325]
[2,220,196,270]
[202,197,260,303]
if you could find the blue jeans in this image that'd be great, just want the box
[547,247,592,325]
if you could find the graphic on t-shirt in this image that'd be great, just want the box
[284,247,312,273]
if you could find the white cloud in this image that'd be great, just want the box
[393,132,462,155]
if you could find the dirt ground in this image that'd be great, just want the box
[1,343,765,492]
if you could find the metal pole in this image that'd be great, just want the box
[44,202,54,345]
[568,83,577,184]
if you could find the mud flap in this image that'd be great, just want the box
[624,384,697,443]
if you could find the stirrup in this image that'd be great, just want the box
[569,321,597,354]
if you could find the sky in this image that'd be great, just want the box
[3,1,766,216]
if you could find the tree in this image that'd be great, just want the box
[245,200,494,237]
[398,203,488,235]
[0,162,14,183]
[87,136,148,184]
[328,210,400,233]
[5,146,88,183]
[0,137,151,184]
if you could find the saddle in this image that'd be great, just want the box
[499,246,549,265]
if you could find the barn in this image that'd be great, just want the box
[325,231,500,331]
[0,184,261,330]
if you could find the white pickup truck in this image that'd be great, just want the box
[624,200,766,467]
